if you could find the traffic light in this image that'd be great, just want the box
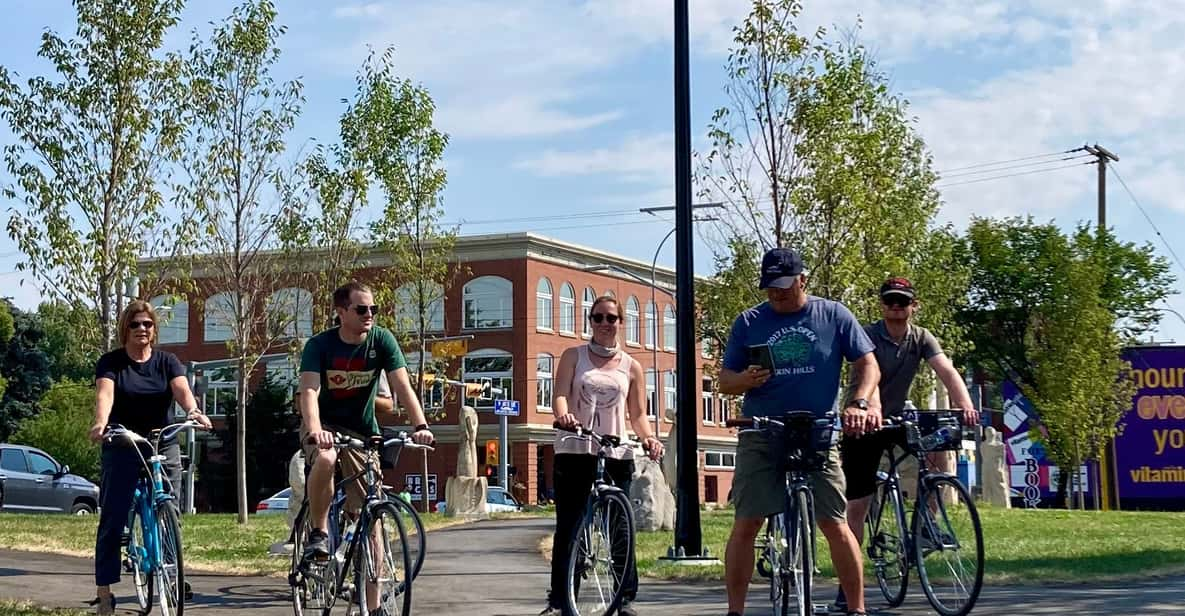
[485,440,499,466]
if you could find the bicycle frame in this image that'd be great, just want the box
[879,415,964,555]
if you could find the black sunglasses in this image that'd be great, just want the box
[351,304,380,316]
[589,313,620,324]
[882,296,913,308]
[128,320,155,330]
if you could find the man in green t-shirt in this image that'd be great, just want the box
[298,282,433,565]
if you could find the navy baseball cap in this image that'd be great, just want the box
[759,247,806,289]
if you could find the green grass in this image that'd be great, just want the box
[634,506,1185,584]
[0,511,461,577]
[0,601,85,616]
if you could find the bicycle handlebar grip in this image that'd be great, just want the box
[552,420,582,433]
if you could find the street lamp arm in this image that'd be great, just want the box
[582,264,676,299]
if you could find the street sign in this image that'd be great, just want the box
[403,473,438,502]
[494,399,520,416]
[429,339,468,359]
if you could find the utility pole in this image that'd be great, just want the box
[1083,144,1119,231]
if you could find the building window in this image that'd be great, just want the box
[720,396,732,425]
[705,451,736,469]
[646,369,657,418]
[663,305,676,352]
[404,352,445,412]
[664,370,677,416]
[394,282,445,332]
[702,378,715,424]
[536,277,553,331]
[151,295,188,345]
[464,276,513,329]
[537,353,554,410]
[582,287,596,338]
[603,289,614,298]
[701,338,714,359]
[265,357,299,401]
[559,283,575,334]
[202,368,237,416]
[625,296,640,345]
[645,301,656,348]
[269,287,313,339]
[463,349,513,409]
[204,292,237,342]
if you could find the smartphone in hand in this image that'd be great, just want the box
[747,344,774,371]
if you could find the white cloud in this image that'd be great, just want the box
[515,133,673,181]
[332,3,384,19]
[437,95,621,140]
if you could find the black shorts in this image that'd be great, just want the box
[840,428,908,500]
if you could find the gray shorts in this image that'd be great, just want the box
[731,431,847,523]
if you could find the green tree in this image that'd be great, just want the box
[0,303,52,440]
[350,48,458,422]
[11,380,98,482]
[696,237,763,374]
[180,0,305,523]
[0,0,191,351]
[37,302,101,383]
[696,0,962,329]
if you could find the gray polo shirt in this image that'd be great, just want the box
[865,320,943,415]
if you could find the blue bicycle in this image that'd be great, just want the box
[105,420,203,616]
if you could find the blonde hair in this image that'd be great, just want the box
[117,300,160,346]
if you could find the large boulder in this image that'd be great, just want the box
[444,476,489,517]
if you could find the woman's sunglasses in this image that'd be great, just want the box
[351,305,380,316]
[589,313,620,324]
[128,320,155,330]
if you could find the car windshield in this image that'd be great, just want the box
[274,488,291,499]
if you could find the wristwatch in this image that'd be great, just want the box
[850,398,870,411]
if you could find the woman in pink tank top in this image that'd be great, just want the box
[539,296,664,616]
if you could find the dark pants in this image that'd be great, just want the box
[95,441,181,587]
[548,453,637,612]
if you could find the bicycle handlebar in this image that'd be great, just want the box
[305,431,435,452]
[553,421,653,454]
[105,420,205,448]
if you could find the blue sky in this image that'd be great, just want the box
[1,0,1182,342]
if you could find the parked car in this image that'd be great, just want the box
[255,487,291,515]
[435,486,524,513]
[0,444,100,514]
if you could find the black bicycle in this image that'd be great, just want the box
[554,422,654,616]
[864,410,984,616]
[727,411,839,616]
[288,431,433,616]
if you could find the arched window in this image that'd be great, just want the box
[582,287,596,338]
[536,277,553,331]
[269,287,313,339]
[204,292,237,342]
[536,353,554,410]
[663,305,677,352]
[464,276,513,329]
[463,348,514,408]
[150,295,188,345]
[625,296,640,345]
[645,300,657,348]
[394,282,445,332]
[558,283,575,334]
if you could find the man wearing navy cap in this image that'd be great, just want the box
[718,247,881,616]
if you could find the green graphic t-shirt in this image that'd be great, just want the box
[299,325,407,436]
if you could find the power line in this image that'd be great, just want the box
[936,148,1084,174]
[937,154,1093,180]
[935,161,1093,188]
[1108,165,1185,280]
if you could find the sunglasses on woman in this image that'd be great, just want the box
[351,304,380,316]
[128,320,155,330]
[589,313,620,324]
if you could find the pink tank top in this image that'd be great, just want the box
[554,346,636,460]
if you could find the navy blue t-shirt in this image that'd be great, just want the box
[95,349,187,437]
[723,297,875,417]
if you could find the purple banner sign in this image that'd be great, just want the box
[1116,346,1185,501]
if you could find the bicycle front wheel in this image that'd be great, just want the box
[128,504,154,613]
[914,477,984,616]
[566,490,634,616]
[763,514,789,615]
[388,495,426,584]
[867,476,909,606]
[355,502,414,616]
[155,503,184,616]
[786,489,812,616]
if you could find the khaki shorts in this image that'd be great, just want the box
[731,431,847,523]
[301,428,380,513]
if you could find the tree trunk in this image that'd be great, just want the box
[236,357,249,524]
[1054,465,1070,510]
[100,280,113,352]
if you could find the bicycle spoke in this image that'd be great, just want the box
[568,493,632,616]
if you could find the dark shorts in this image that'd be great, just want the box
[301,427,380,513]
[731,431,847,523]
[840,428,908,500]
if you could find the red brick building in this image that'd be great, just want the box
[149,233,739,509]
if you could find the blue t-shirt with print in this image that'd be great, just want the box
[722,297,875,417]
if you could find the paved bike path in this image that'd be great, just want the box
[1,519,1184,614]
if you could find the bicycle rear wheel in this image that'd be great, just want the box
[155,503,184,616]
[867,475,909,607]
[566,490,634,616]
[763,513,789,615]
[786,489,812,616]
[914,477,984,616]
[355,502,413,616]
[387,495,426,584]
[128,502,154,613]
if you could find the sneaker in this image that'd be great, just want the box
[184,581,193,601]
[619,600,638,616]
[94,595,116,616]
[369,608,388,616]
[303,528,330,560]
[537,605,564,616]
[829,588,847,613]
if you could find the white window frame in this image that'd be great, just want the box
[394,282,445,333]
[644,300,657,349]
[202,369,237,417]
[645,369,657,418]
[702,383,715,425]
[582,287,596,338]
[664,370,677,417]
[151,295,189,345]
[463,348,513,409]
[204,292,237,342]
[537,353,554,411]
[464,276,513,330]
[558,283,575,334]
[269,287,314,340]
[663,305,676,352]
[705,450,736,470]
[720,396,733,426]
[625,296,640,346]
[536,277,554,332]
